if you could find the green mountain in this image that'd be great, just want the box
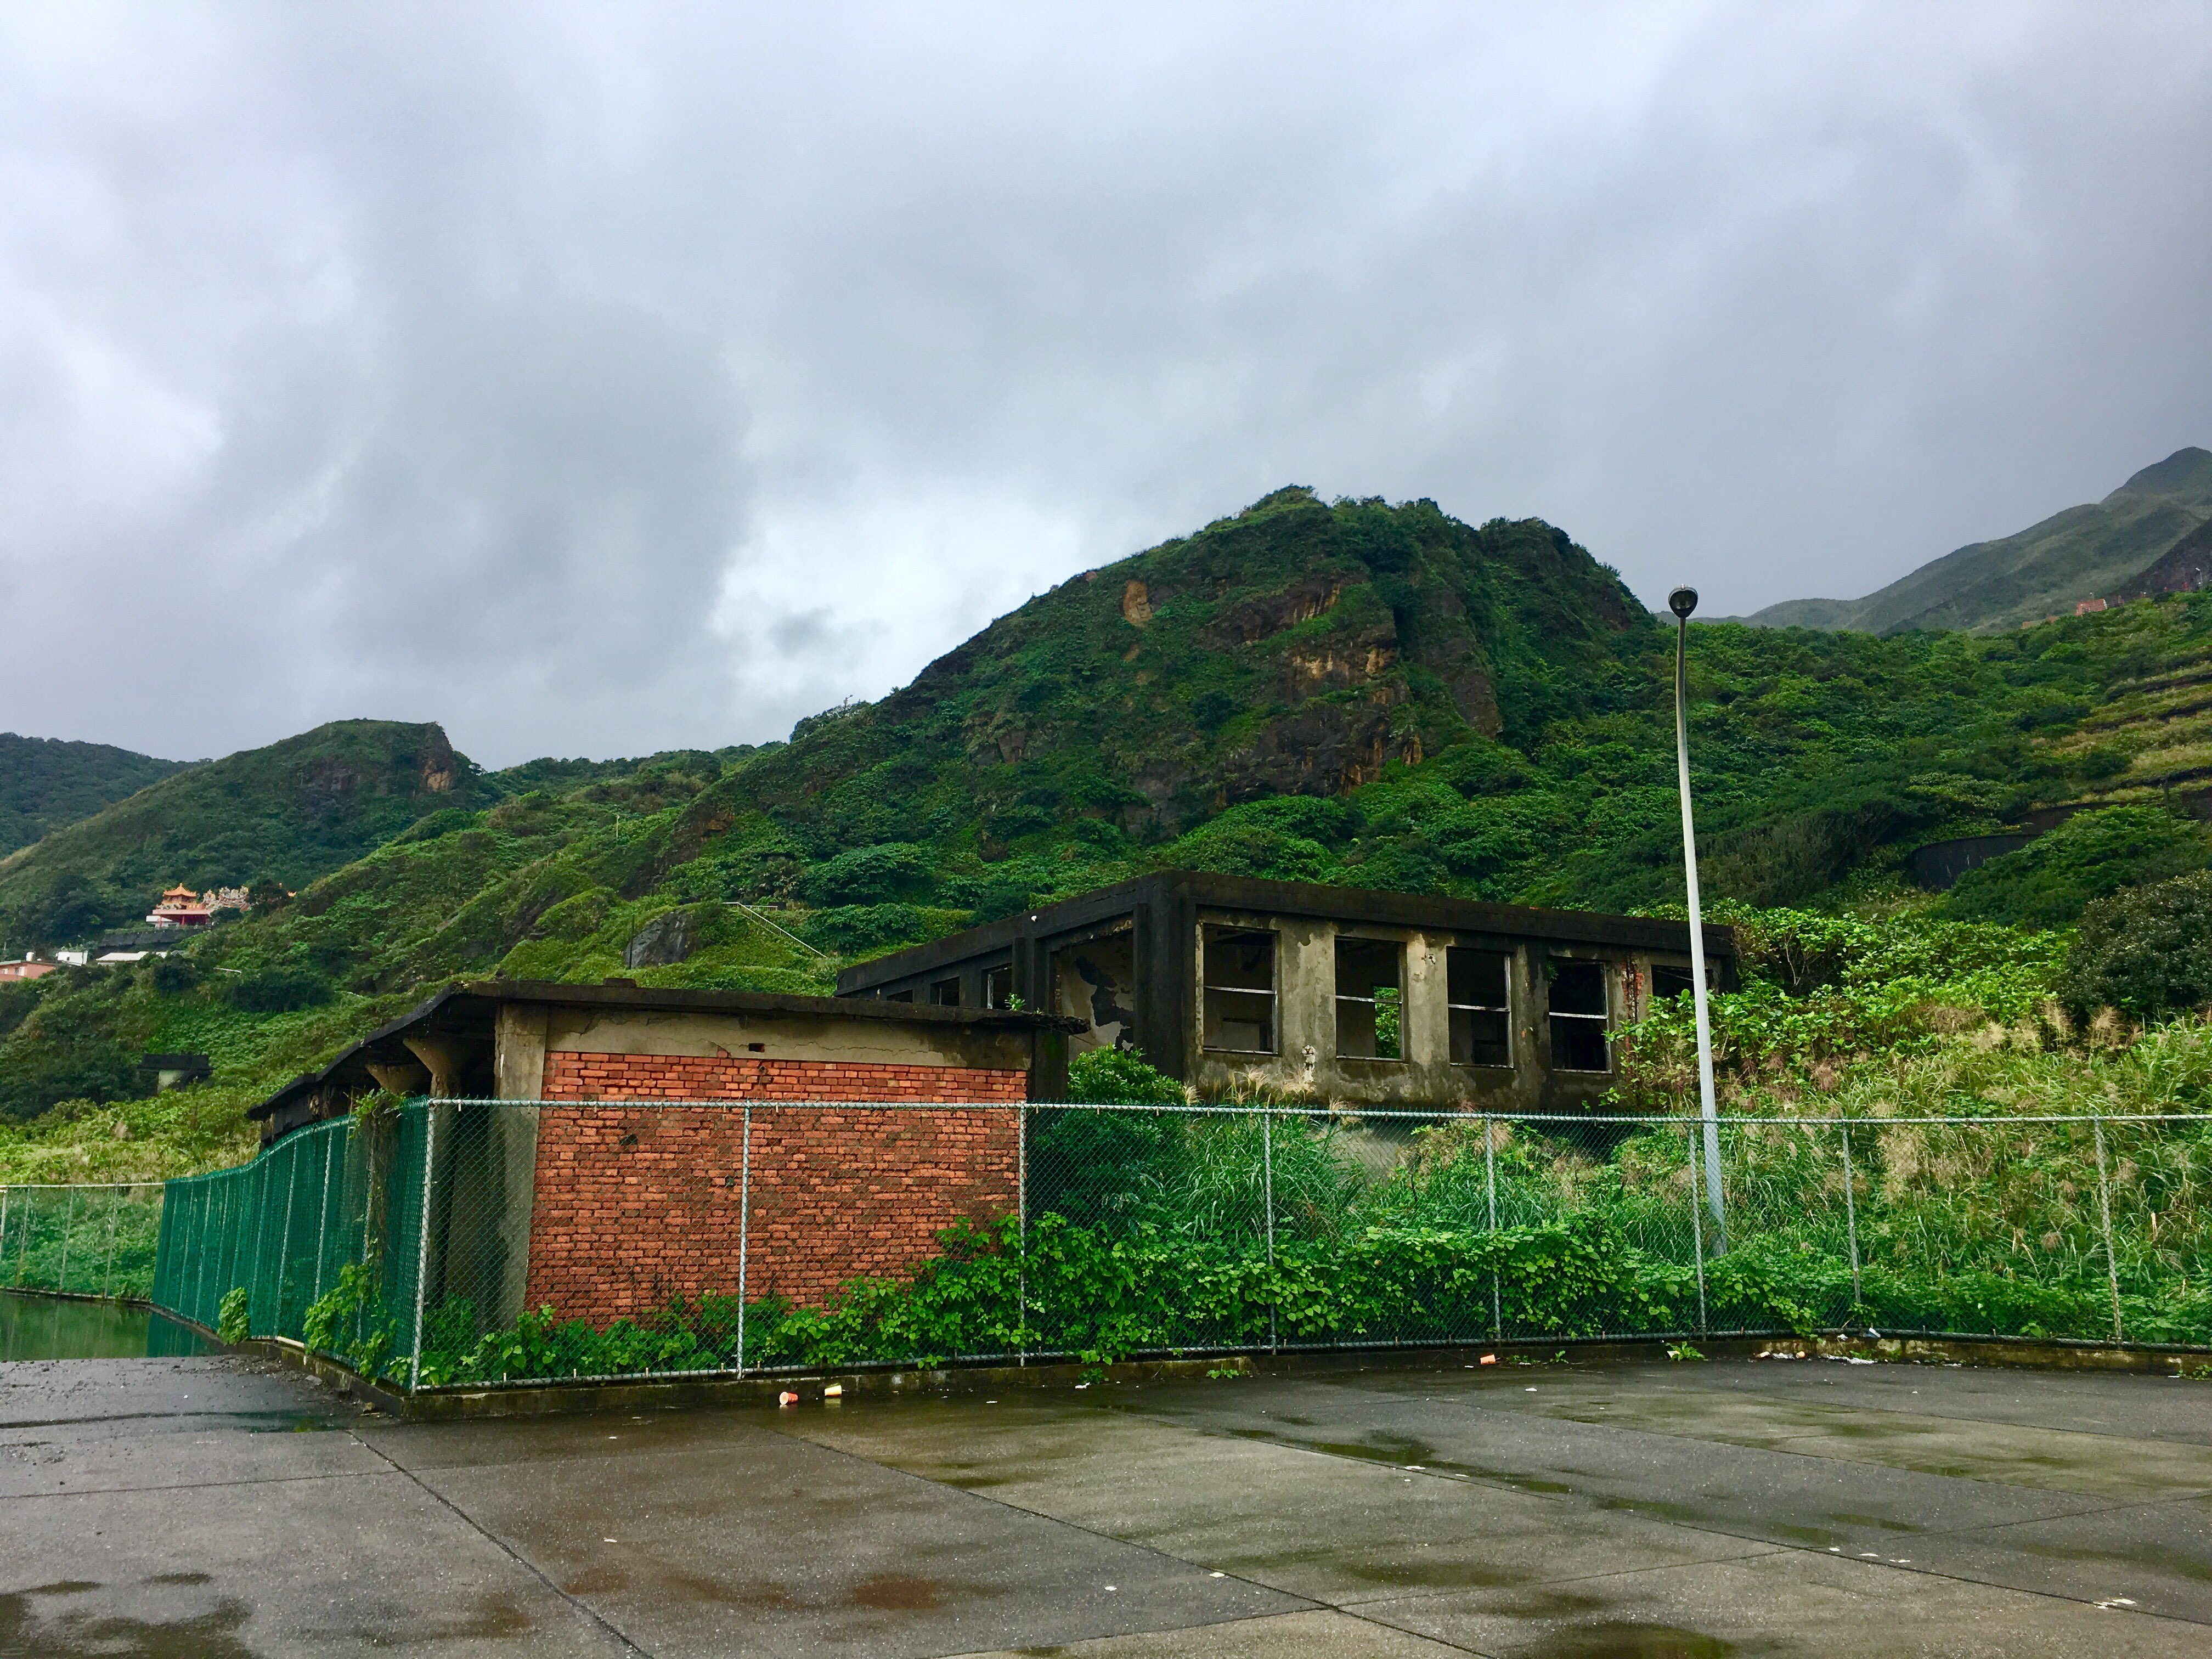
[20,485,2212,1161]
[1737,447,2212,635]
[2117,510,2212,602]
[0,734,190,860]
[0,720,495,950]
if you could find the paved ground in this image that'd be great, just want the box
[5,1351,2212,1656]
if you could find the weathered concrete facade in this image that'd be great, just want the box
[250,980,1075,1143]
[836,872,1736,1111]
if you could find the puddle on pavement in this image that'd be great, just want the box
[2019,1539,2212,1585]
[0,1578,256,1658]
[1521,1622,1744,1658]
[1,1291,217,1361]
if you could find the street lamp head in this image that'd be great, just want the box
[1668,586,1699,620]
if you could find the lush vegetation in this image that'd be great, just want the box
[0,720,496,948]
[140,898,2212,1381]
[319,1044,2212,1385]
[15,489,2212,1178]
[0,732,187,862]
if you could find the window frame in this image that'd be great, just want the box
[1545,957,1611,1074]
[983,963,1015,1010]
[1333,935,1406,1062]
[1201,925,1279,1056]
[1446,945,1514,1069]
[929,977,961,1007]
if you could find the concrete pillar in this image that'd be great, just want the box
[364,1058,432,1098]
[400,1035,471,1100]
[493,1004,550,1102]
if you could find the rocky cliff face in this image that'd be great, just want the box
[2117,514,2212,601]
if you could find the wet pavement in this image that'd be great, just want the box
[4,1351,2211,1656]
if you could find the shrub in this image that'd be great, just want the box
[1940,806,2212,929]
[801,904,930,956]
[799,843,932,906]
[1067,1047,1186,1105]
[2062,871,2212,1022]
[217,1286,251,1344]
[226,962,335,1013]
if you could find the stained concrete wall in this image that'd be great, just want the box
[1187,906,1696,1111]
[535,1007,1042,1074]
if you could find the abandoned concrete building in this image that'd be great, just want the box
[836,872,1736,1111]
[246,981,1079,1328]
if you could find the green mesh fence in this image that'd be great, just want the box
[152,1105,430,1384]
[145,1100,2212,1393]
[1,1182,164,1300]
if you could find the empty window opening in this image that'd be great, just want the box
[1335,938,1403,1060]
[1651,963,1716,1002]
[984,964,1015,1009]
[1547,960,1609,1073]
[930,977,961,1007]
[1448,948,1513,1068]
[885,989,915,1003]
[1053,931,1137,1054]
[1203,928,1277,1054]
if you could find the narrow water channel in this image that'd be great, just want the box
[0,1289,218,1361]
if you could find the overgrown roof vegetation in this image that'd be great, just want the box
[12,488,2212,1178]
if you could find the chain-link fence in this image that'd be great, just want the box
[146,1100,2212,1392]
[1,1182,165,1301]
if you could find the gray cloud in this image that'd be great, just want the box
[2,2,2208,765]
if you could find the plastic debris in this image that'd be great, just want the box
[778,1391,798,1407]
[823,1384,844,1398]
[1479,1354,1497,1365]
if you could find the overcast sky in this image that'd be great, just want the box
[3,3,2209,768]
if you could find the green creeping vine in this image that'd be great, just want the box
[216,1286,251,1345]
[300,1262,404,1382]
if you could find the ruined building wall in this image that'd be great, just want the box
[522,1053,1024,1325]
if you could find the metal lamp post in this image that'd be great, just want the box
[1669,586,1726,1250]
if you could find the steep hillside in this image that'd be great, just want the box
[2118,511,2212,602]
[0,734,189,859]
[23,487,2212,1169]
[1738,447,2212,635]
[0,720,493,948]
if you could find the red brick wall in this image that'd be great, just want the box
[524,1052,1024,1324]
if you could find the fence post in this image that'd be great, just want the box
[193,1185,208,1321]
[1018,1103,1028,1367]
[736,1105,751,1376]
[1687,1123,1708,1338]
[102,1188,122,1299]
[0,1188,10,1289]
[314,1128,336,1306]
[1485,1117,1501,1341]
[57,1187,78,1294]
[2091,1115,2124,1345]
[1263,1108,1278,1354]
[409,1107,437,1392]
[1839,1122,1863,1316]
[15,1187,33,1287]
[276,1142,301,1335]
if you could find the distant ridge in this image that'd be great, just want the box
[1730,447,2212,635]
[0,735,188,860]
[0,720,493,946]
[2117,512,2212,602]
